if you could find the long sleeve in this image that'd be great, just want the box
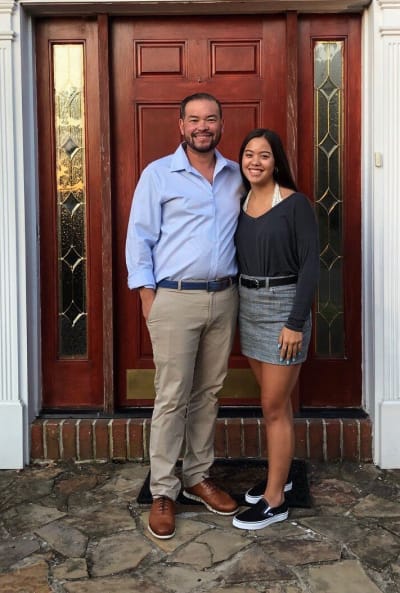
[125,166,161,289]
[285,196,320,331]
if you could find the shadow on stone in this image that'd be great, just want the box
[137,459,311,508]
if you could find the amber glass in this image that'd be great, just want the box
[53,44,87,357]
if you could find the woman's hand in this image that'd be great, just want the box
[278,327,303,364]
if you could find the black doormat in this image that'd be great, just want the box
[136,459,311,508]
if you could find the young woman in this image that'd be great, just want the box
[232,129,319,530]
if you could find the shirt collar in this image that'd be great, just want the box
[170,143,236,174]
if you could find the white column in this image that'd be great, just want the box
[368,0,400,468]
[0,0,28,468]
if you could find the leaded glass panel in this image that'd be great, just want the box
[53,44,87,357]
[314,41,344,356]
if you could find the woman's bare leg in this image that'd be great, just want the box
[248,356,300,508]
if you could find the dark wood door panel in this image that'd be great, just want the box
[112,15,288,406]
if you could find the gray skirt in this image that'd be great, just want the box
[239,276,312,365]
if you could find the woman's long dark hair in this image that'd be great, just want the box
[238,128,298,194]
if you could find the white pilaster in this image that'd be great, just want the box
[0,0,29,468]
[369,0,400,468]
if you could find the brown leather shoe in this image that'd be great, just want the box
[148,496,175,539]
[183,478,239,515]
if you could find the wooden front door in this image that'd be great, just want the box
[112,13,361,409]
[112,15,293,407]
[36,13,361,411]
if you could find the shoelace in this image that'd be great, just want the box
[156,496,171,512]
[202,479,219,494]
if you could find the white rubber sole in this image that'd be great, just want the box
[232,510,288,530]
[183,490,239,516]
[244,480,293,505]
[148,524,175,539]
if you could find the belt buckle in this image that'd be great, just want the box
[254,278,261,289]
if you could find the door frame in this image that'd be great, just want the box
[21,0,370,17]
[31,1,365,414]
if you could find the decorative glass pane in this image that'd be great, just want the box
[53,44,87,357]
[314,41,344,356]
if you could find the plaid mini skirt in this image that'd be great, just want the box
[239,276,312,365]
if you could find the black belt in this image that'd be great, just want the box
[157,276,237,292]
[240,275,297,289]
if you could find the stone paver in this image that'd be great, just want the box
[215,544,294,584]
[52,557,88,580]
[0,460,399,592]
[0,535,41,571]
[35,520,88,557]
[88,531,153,577]
[0,558,52,593]
[307,559,383,593]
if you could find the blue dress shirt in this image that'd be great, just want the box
[126,144,243,289]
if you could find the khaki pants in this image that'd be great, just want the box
[146,285,238,499]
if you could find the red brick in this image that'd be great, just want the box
[309,419,324,461]
[294,419,307,458]
[360,419,373,462]
[128,419,144,460]
[343,420,359,462]
[242,418,260,457]
[30,413,372,465]
[325,419,342,461]
[94,419,109,460]
[214,419,226,458]
[30,421,44,460]
[61,420,77,461]
[78,420,94,461]
[45,420,60,460]
[226,418,242,457]
[111,419,128,460]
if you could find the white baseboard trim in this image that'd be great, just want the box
[0,401,25,469]
[377,401,400,469]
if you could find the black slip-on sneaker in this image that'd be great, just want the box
[232,498,289,530]
[245,479,293,505]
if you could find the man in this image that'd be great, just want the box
[126,93,243,539]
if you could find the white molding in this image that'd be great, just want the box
[369,0,400,467]
[0,0,35,468]
[0,1,16,14]
[0,402,24,468]
[377,0,400,8]
[378,401,400,468]
[0,22,19,408]
[0,0,23,469]
[361,8,374,420]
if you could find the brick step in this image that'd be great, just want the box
[30,417,372,463]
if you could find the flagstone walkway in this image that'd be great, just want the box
[0,460,399,592]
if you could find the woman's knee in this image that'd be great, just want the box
[262,398,290,423]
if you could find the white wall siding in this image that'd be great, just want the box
[371,0,400,468]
